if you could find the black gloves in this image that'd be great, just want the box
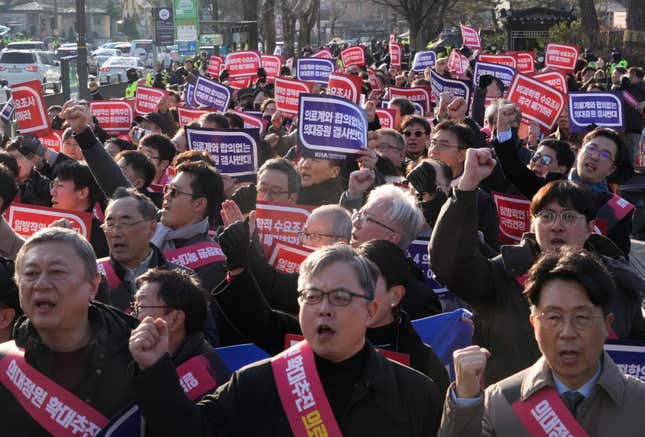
[231,184,257,214]
[407,162,437,199]
[478,74,494,90]
[218,218,250,271]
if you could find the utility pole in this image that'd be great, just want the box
[76,0,90,100]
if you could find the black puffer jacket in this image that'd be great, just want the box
[0,302,138,436]
[17,169,51,207]
[296,176,346,206]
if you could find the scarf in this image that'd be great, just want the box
[151,217,210,252]
[568,170,609,194]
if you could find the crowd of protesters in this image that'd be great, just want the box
[0,37,644,436]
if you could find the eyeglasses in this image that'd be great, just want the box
[130,303,171,317]
[100,220,146,233]
[535,311,605,331]
[298,231,342,244]
[530,152,554,166]
[375,143,404,152]
[402,130,425,138]
[257,186,290,199]
[582,143,615,162]
[428,140,462,151]
[534,209,586,225]
[298,287,372,307]
[352,210,399,234]
[164,184,197,198]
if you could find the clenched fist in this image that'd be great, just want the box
[129,316,169,370]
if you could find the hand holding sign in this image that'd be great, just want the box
[459,148,497,191]
[453,345,491,398]
[129,316,169,370]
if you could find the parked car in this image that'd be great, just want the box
[89,48,122,74]
[4,41,45,51]
[0,50,61,93]
[111,42,132,56]
[54,43,78,59]
[98,56,145,84]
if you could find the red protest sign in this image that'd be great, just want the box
[460,25,482,50]
[544,43,578,72]
[230,109,268,134]
[530,70,568,95]
[255,200,315,255]
[340,46,365,67]
[90,100,134,134]
[11,80,51,136]
[508,51,534,73]
[311,48,333,59]
[228,77,254,90]
[267,241,314,274]
[327,72,363,104]
[274,77,312,115]
[389,43,403,69]
[176,107,209,127]
[261,54,282,81]
[448,49,470,78]
[375,108,396,128]
[37,130,63,153]
[206,56,223,78]
[134,85,167,114]
[478,54,517,69]
[388,86,432,114]
[226,51,262,78]
[492,192,531,244]
[367,68,383,91]
[507,73,566,132]
[286,57,294,71]
[6,203,92,239]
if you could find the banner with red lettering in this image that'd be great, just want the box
[544,43,579,72]
[460,25,482,50]
[230,109,267,135]
[311,48,333,59]
[37,130,63,153]
[530,70,568,95]
[206,56,224,78]
[134,85,167,114]
[340,46,365,67]
[389,86,432,113]
[478,54,516,69]
[268,241,314,274]
[375,108,396,129]
[255,201,315,255]
[389,43,403,69]
[507,73,565,132]
[448,49,470,79]
[6,203,92,239]
[176,107,209,127]
[225,51,262,79]
[90,100,134,134]
[11,80,51,136]
[274,77,313,115]
[492,192,531,244]
[261,54,282,81]
[507,51,535,73]
[326,72,363,104]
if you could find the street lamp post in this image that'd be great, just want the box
[75,0,90,99]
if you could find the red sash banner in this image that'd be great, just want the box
[340,46,365,67]
[134,86,167,115]
[530,70,568,95]
[544,43,579,73]
[511,386,590,437]
[11,80,52,136]
[37,130,63,153]
[478,54,517,69]
[388,86,432,114]
[206,56,224,78]
[6,203,92,239]
[268,241,314,274]
[96,257,120,289]
[327,72,363,104]
[460,25,482,50]
[163,241,226,270]
[177,107,210,128]
[274,77,313,115]
[311,48,333,59]
[389,43,403,69]
[225,51,262,79]
[593,194,635,236]
[261,54,282,82]
[176,355,218,401]
[271,341,343,437]
[375,108,396,129]
[90,100,134,134]
[507,73,566,132]
[492,192,531,244]
[0,342,109,436]
[256,201,315,256]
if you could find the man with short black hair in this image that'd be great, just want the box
[256,157,300,204]
[115,150,161,207]
[138,134,177,187]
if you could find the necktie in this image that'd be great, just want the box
[561,391,585,417]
